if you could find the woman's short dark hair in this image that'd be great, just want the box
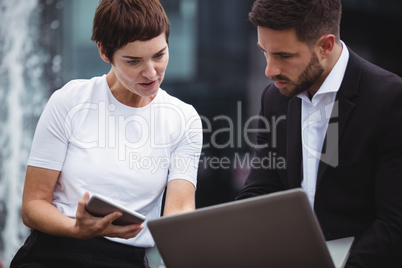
[249,0,342,45]
[91,0,170,62]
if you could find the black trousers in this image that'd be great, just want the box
[10,230,149,268]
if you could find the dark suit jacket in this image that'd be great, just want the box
[236,49,402,267]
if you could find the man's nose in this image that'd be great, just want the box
[265,57,280,78]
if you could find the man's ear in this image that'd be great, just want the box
[97,42,111,63]
[317,34,335,60]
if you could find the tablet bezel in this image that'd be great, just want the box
[85,193,146,225]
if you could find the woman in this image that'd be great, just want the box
[11,0,202,267]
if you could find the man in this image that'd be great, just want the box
[236,0,402,267]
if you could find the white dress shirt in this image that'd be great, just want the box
[297,41,349,207]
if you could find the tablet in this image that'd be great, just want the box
[85,193,146,225]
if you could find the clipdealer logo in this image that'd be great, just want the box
[63,101,201,161]
[61,100,339,171]
[302,101,339,168]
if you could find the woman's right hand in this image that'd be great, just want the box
[73,192,144,240]
[21,166,143,240]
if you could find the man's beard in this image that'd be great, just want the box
[274,52,324,97]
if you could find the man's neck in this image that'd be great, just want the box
[308,42,343,97]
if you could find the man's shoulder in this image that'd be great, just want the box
[348,49,402,86]
[341,49,402,103]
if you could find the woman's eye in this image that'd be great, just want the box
[127,60,140,65]
[155,53,165,59]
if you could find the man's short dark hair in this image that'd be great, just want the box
[249,0,342,45]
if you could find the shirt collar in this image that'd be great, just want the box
[297,41,349,101]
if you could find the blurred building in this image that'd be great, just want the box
[0,0,401,266]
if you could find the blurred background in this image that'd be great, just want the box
[0,0,401,266]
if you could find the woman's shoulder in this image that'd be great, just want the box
[50,76,106,103]
[44,76,107,116]
[156,89,199,116]
[55,76,105,96]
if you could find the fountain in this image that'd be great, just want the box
[0,0,61,266]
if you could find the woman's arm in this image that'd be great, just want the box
[163,179,195,216]
[21,166,143,239]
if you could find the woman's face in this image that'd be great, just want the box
[103,33,169,99]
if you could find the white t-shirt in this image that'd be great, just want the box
[28,75,203,247]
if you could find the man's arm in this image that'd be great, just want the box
[236,85,289,200]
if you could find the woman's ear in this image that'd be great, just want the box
[97,42,111,63]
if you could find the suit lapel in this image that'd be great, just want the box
[316,49,361,187]
[316,95,356,186]
[286,97,303,187]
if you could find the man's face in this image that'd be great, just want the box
[257,27,324,97]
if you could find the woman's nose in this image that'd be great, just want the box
[142,62,157,79]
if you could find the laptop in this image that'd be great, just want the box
[148,188,353,268]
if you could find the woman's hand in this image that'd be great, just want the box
[21,166,144,240]
[73,192,144,240]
